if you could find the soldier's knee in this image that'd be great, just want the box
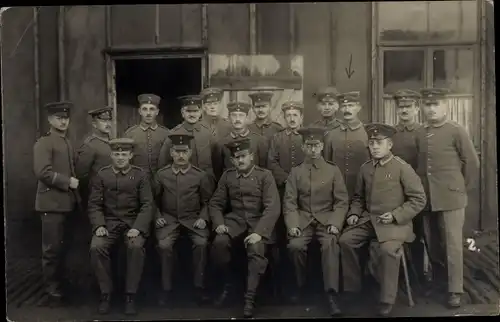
[287,238,307,252]
[90,237,108,254]
[319,236,338,251]
[157,238,175,251]
[246,242,265,256]
[212,235,230,250]
[379,242,402,258]
[192,237,208,248]
[126,237,145,250]
[338,234,355,248]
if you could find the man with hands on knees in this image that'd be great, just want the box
[209,137,280,318]
[153,133,216,307]
[88,138,154,316]
[284,127,349,316]
[338,123,426,316]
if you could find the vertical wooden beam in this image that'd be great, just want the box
[201,4,209,88]
[328,3,335,85]
[478,0,487,230]
[289,3,295,54]
[249,3,257,55]
[155,4,160,45]
[179,5,184,46]
[33,7,41,138]
[57,6,66,101]
[371,2,378,122]
[105,5,117,138]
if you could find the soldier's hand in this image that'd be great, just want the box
[69,177,79,189]
[95,226,108,237]
[127,228,140,238]
[288,227,301,237]
[156,218,167,228]
[379,212,394,225]
[193,219,207,230]
[244,233,262,245]
[347,215,359,226]
[327,225,339,234]
[215,224,229,235]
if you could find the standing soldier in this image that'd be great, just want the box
[88,138,154,315]
[199,87,232,140]
[248,91,283,140]
[33,101,79,306]
[323,91,370,199]
[154,133,216,307]
[158,95,216,174]
[284,127,349,316]
[310,86,341,133]
[209,138,280,318]
[124,94,170,176]
[339,123,426,316]
[415,88,479,308]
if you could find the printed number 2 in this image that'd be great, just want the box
[466,238,480,252]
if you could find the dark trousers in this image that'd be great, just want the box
[156,226,208,291]
[287,220,340,292]
[210,232,268,294]
[90,223,146,294]
[40,212,71,295]
[408,212,425,281]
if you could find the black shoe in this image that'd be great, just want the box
[327,293,342,316]
[378,303,393,317]
[158,290,172,307]
[124,294,137,315]
[195,288,211,305]
[214,284,231,307]
[448,293,462,308]
[243,293,255,318]
[98,294,111,315]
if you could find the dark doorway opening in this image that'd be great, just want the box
[114,57,202,133]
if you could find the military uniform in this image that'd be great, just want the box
[209,138,280,317]
[88,138,154,315]
[199,87,232,140]
[339,123,426,316]
[323,92,370,199]
[248,91,284,139]
[154,134,216,299]
[310,86,342,133]
[124,94,170,176]
[158,95,216,174]
[415,88,480,304]
[33,101,77,299]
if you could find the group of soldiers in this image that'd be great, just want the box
[32,85,479,317]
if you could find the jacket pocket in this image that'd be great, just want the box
[448,184,465,193]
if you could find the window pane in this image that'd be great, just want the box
[433,48,474,94]
[429,1,477,42]
[378,2,428,42]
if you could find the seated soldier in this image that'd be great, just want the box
[209,138,281,318]
[88,138,154,315]
[154,133,216,307]
[338,123,426,316]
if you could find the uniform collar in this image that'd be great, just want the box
[172,164,191,175]
[92,131,110,142]
[305,156,326,169]
[339,119,363,131]
[237,165,255,178]
[322,117,338,126]
[112,165,132,174]
[49,128,68,138]
[183,122,200,132]
[253,119,272,128]
[424,117,447,128]
[231,128,250,138]
[285,128,300,136]
[202,115,221,125]
[373,154,394,167]
[396,121,418,132]
[139,122,158,131]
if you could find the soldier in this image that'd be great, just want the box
[209,138,280,318]
[88,138,154,315]
[33,101,79,306]
[215,101,269,176]
[154,133,216,307]
[158,95,216,175]
[310,86,341,133]
[124,93,170,176]
[415,88,479,308]
[339,123,426,316]
[284,127,349,316]
[199,87,232,140]
[323,91,370,199]
[248,91,283,139]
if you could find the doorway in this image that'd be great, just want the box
[114,57,202,133]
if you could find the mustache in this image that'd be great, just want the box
[343,112,352,115]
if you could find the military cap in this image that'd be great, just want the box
[138,93,161,106]
[365,123,397,140]
[298,127,326,143]
[45,101,73,117]
[227,101,251,114]
[88,106,113,120]
[314,86,340,102]
[420,88,451,103]
[179,95,202,111]
[201,87,224,103]
[393,89,421,104]
[337,91,361,104]
[281,101,304,112]
[225,137,252,157]
[168,133,194,151]
[109,138,135,151]
[248,91,274,106]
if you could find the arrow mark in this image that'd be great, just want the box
[345,54,355,79]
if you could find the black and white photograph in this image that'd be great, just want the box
[2,2,498,320]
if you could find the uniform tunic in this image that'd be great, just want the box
[339,155,426,303]
[75,133,112,183]
[309,117,341,134]
[267,129,305,188]
[392,122,421,170]
[199,115,232,141]
[323,120,370,199]
[248,120,283,141]
[124,123,170,175]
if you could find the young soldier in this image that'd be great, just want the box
[339,123,426,316]
[33,101,79,306]
[124,94,170,176]
[323,91,370,199]
[199,87,232,140]
[209,138,280,318]
[416,88,479,308]
[284,127,349,316]
[154,133,215,307]
[88,138,154,315]
[248,91,283,139]
[309,86,341,133]
[158,95,216,175]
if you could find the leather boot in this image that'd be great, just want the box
[214,283,232,307]
[158,290,172,307]
[327,293,342,316]
[124,294,137,315]
[243,292,256,318]
[378,303,393,316]
[448,293,461,308]
[98,294,111,315]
